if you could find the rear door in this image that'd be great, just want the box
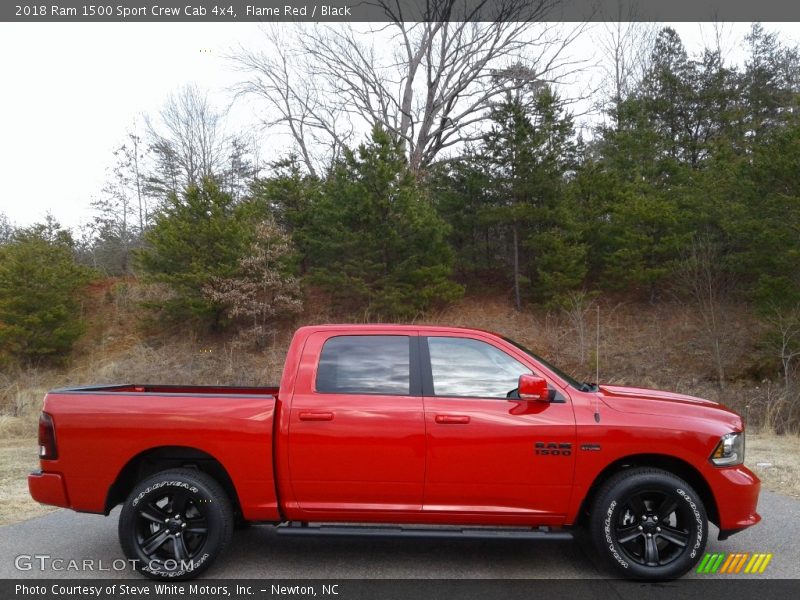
[421,334,576,522]
[287,331,425,513]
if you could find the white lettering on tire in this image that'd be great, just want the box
[131,481,199,507]
[603,500,629,568]
[130,479,206,576]
[676,488,704,559]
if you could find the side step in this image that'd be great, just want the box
[276,522,573,540]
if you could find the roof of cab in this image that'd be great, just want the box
[295,323,505,338]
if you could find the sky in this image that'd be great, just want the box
[0,21,798,230]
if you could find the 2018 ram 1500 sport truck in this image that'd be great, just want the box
[28,324,761,580]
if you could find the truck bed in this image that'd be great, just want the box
[50,384,280,396]
[36,385,281,521]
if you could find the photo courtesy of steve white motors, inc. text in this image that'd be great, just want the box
[14,583,338,597]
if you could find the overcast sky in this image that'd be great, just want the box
[0,21,798,230]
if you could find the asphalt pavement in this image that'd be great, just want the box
[0,490,797,580]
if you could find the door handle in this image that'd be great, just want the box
[435,414,470,424]
[299,411,334,421]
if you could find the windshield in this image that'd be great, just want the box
[502,336,591,391]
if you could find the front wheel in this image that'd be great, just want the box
[590,467,707,580]
[118,468,233,579]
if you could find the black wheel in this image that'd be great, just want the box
[590,467,707,580]
[118,468,233,580]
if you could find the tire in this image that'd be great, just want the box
[118,468,233,580]
[589,467,707,580]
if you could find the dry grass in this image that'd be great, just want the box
[0,278,295,440]
[428,296,759,392]
[746,432,800,499]
[0,336,292,441]
[426,297,788,425]
[0,438,56,526]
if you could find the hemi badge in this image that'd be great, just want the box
[580,444,601,451]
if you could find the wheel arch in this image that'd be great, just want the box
[105,446,242,518]
[576,453,719,528]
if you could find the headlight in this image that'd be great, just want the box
[710,432,745,466]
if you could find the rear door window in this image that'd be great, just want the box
[316,335,411,395]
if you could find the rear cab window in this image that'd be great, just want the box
[316,335,412,395]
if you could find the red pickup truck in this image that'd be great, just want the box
[28,324,760,580]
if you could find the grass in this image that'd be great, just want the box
[0,438,56,526]
[746,432,800,499]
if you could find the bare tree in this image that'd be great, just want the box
[560,289,597,369]
[762,304,800,396]
[231,0,584,174]
[0,212,13,244]
[146,84,257,198]
[90,146,139,275]
[674,235,737,389]
[72,221,100,270]
[592,9,657,126]
[127,130,148,233]
[703,21,737,66]
[231,25,351,178]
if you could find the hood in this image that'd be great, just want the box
[598,384,742,429]
[599,384,719,408]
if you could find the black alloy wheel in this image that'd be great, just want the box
[119,468,233,579]
[590,467,707,579]
[612,488,693,566]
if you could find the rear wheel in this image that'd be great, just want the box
[118,468,233,580]
[590,468,707,580]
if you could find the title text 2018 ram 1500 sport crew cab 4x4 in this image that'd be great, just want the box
[28,325,760,580]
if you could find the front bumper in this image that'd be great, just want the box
[28,471,70,508]
[707,465,761,539]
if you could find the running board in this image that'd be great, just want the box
[276,522,573,540]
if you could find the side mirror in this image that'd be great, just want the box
[518,374,550,402]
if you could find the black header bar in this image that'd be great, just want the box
[3,1,800,23]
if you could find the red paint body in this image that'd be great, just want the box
[29,325,760,536]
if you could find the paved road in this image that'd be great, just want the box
[0,490,797,580]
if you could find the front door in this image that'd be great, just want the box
[422,335,576,522]
[287,332,426,513]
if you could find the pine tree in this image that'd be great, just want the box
[306,127,463,318]
[428,157,495,279]
[136,178,254,329]
[248,156,321,274]
[0,217,93,364]
[479,86,585,306]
